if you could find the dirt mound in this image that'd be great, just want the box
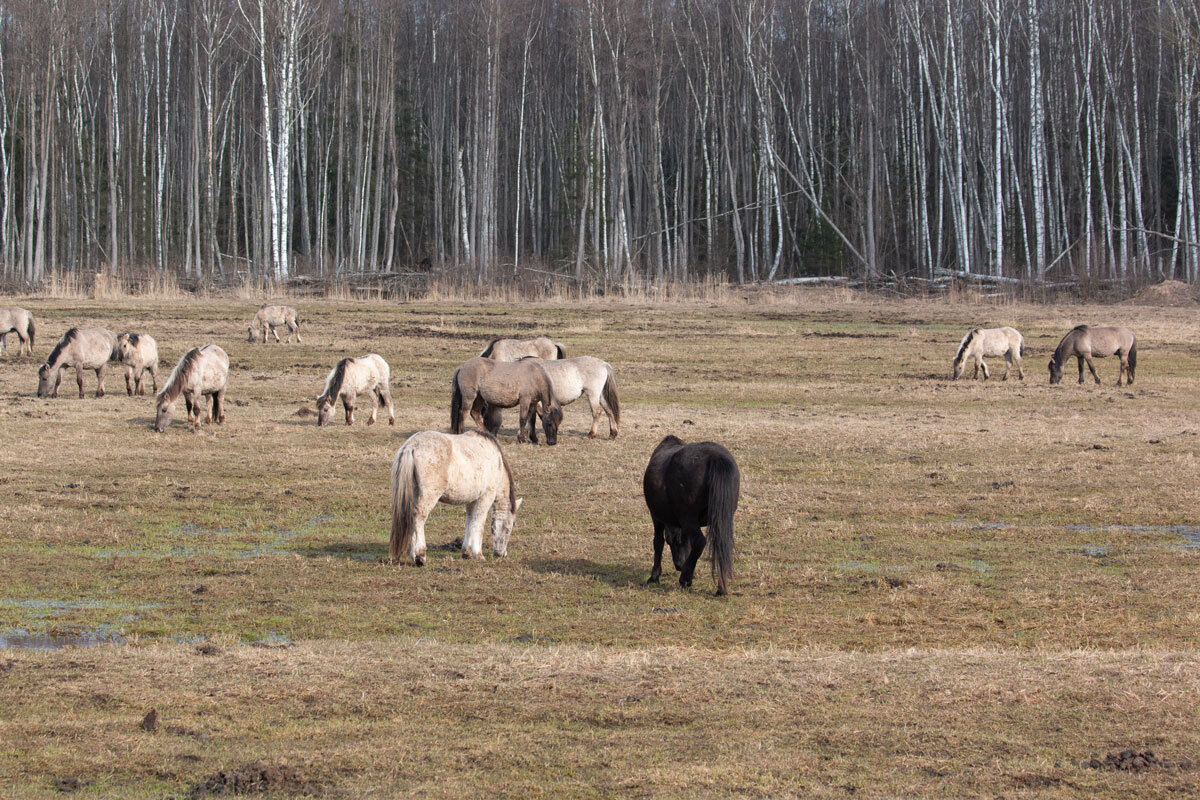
[1081,749,1193,773]
[1125,280,1199,306]
[187,762,311,798]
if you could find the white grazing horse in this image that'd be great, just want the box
[479,335,564,361]
[514,355,620,439]
[248,304,301,343]
[37,327,118,398]
[952,326,1025,380]
[315,353,395,426]
[155,345,229,432]
[0,307,35,357]
[390,430,522,565]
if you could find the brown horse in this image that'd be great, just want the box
[1049,325,1137,386]
[450,357,562,445]
[37,327,118,398]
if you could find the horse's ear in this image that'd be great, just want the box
[514,497,523,512]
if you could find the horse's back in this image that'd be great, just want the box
[644,438,736,526]
[403,430,497,505]
[198,345,230,391]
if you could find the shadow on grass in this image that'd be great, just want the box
[295,541,389,562]
[527,557,647,588]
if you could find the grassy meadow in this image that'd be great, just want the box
[1,291,1199,798]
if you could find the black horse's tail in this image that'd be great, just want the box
[450,368,464,433]
[705,455,739,596]
[1128,337,1137,382]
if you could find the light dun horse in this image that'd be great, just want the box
[37,327,117,398]
[247,304,301,343]
[505,355,620,439]
[643,435,739,596]
[1049,325,1137,386]
[155,344,229,432]
[115,333,159,396]
[390,430,523,565]
[450,357,562,445]
[952,326,1026,380]
[479,335,565,362]
[0,307,35,357]
[316,353,395,426]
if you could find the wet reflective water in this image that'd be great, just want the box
[0,628,123,651]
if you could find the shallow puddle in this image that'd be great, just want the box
[0,628,123,650]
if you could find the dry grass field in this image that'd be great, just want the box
[1,291,1199,798]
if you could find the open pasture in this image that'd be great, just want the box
[1,293,1200,798]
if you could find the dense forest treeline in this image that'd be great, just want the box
[0,0,1198,287]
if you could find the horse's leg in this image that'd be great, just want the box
[52,366,63,397]
[149,364,159,394]
[469,396,488,432]
[1002,352,1011,381]
[124,365,134,396]
[0,333,6,356]
[213,390,225,423]
[1077,355,1086,384]
[1084,355,1101,385]
[412,493,439,567]
[95,365,105,398]
[678,525,706,590]
[343,395,354,425]
[979,357,990,380]
[585,390,601,439]
[379,387,395,426]
[201,391,213,424]
[74,364,85,398]
[462,498,488,560]
[519,396,536,444]
[1015,351,1025,380]
[366,389,378,425]
[271,324,281,343]
[646,521,665,584]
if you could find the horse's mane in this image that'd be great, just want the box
[479,337,502,358]
[125,332,140,347]
[319,357,352,402]
[465,430,516,510]
[1051,325,1089,365]
[554,342,566,359]
[45,328,79,367]
[158,347,202,403]
[953,329,979,366]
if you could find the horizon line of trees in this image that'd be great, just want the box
[1,0,1198,287]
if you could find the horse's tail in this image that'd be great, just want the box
[555,342,566,359]
[26,315,34,348]
[705,455,739,596]
[602,364,620,427]
[1128,336,1137,380]
[390,446,419,563]
[1020,338,1026,358]
[450,368,464,433]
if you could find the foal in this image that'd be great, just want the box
[115,332,160,396]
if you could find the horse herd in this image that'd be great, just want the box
[1,303,1142,596]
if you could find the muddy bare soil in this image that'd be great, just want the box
[187,763,316,798]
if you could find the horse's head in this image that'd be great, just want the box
[247,326,256,342]
[115,334,133,363]
[491,497,523,557]
[315,394,335,426]
[539,402,562,446]
[154,397,175,432]
[36,363,53,397]
[1048,357,1063,384]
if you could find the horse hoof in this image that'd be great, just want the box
[414,553,426,567]
[462,551,484,561]
[609,432,618,440]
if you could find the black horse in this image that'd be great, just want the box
[642,435,739,596]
